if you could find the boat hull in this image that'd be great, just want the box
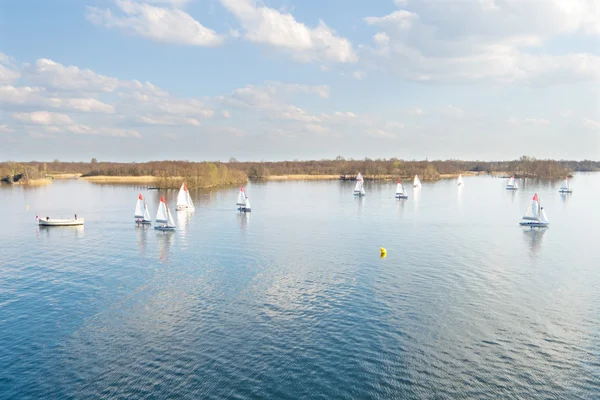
[353,192,365,196]
[238,207,251,212]
[396,195,408,199]
[38,218,84,226]
[559,190,572,193]
[506,187,518,190]
[519,222,549,227]
[135,219,152,225]
[154,225,175,231]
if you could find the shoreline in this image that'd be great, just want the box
[261,171,484,182]
[81,175,159,183]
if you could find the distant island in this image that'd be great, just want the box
[1,156,598,188]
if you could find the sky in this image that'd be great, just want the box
[0,0,599,162]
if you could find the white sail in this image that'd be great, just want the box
[458,174,464,185]
[156,197,168,223]
[559,177,571,192]
[166,206,176,227]
[186,190,194,208]
[522,193,540,221]
[143,203,151,221]
[414,175,421,187]
[134,194,144,218]
[540,207,549,224]
[354,179,365,195]
[245,196,251,210]
[177,183,188,207]
[506,175,518,189]
[237,189,246,207]
[396,181,402,194]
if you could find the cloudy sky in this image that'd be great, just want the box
[0,0,599,162]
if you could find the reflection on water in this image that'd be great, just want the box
[560,192,570,206]
[156,231,174,262]
[176,210,194,243]
[522,227,547,256]
[457,184,463,206]
[355,195,364,214]
[37,225,85,238]
[413,186,421,211]
[136,225,149,255]
[237,212,250,230]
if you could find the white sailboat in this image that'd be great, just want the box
[353,174,365,196]
[134,194,152,224]
[395,180,408,199]
[506,175,518,190]
[457,174,464,186]
[237,188,249,211]
[559,177,572,193]
[413,175,421,188]
[519,193,549,227]
[176,183,195,211]
[154,196,176,231]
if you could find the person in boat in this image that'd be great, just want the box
[74,213,77,220]
[46,216,49,221]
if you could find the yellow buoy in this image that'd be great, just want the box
[380,247,387,258]
[26,205,29,210]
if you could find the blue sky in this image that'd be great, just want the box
[0,0,599,162]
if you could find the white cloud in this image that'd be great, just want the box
[0,124,14,133]
[0,64,20,84]
[137,115,202,126]
[365,128,395,138]
[582,118,600,130]
[22,58,122,92]
[86,0,224,46]
[143,0,191,6]
[439,105,465,118]
[12,111,141,138]
[0,85,115,113]
[362,0,600,85]
[220,82,328,122]
[352,71,366,80]
[408,107,424,116]
[508,117,550,126]
[13,111,75,125]
[306,123,329,133]
[220,0,357,64]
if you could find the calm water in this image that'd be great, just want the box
[1,174,599,399]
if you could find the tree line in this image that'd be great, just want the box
[230,156,595,179]
[1,156,598,185]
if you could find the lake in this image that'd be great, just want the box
[1,174,599,399]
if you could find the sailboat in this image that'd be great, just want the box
[176,183,195,211]
[395,180,408,199]
[353,173,365,196]
[519,193,549,227]
[237,188,251,212]
[559,177,572,193]
[506,175,518,190]
[134,194,152,224]
[154,196,176,231]
[413,175,421,188]
[457,174,464,186]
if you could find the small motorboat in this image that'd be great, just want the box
[38,216,84,226]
